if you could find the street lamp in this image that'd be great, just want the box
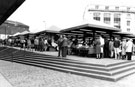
[5,25,6,39]
[43,21,46,30]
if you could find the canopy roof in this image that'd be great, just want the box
[112,32,134,36]
[0,0,25,25]
[60,20,121,34]
[35,25,60,35]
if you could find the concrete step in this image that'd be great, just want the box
[108,61,135,71]
[13,58,112,76]
[110,65,135,75]
[12,59,135,81]
[14,55,107,67]
[13,57,135,76]
[14,56,110,71]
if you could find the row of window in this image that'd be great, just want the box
[93,12,131,17]
[95,5,131,11]
[93,17,131,31]
[93,15,131,26]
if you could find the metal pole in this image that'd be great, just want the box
[43,21,46,30]
[5,26,6,39]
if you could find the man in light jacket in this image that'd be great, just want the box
[126,38,133,60]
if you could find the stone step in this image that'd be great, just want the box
[110,65,135,75]
[15,54,135,70]
[14,55,107,67]
[13,58,112,76]
[12,59,135,81]
[14,52,133,68]
[16,56,109,71]
[12,57,135,76]
[108,61,135,70]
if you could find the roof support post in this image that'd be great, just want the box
[83,32,86,44]
[92,30,96,41]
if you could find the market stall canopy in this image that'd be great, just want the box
[0,0,25,25]
[60,20,121,34]
[35,25,60,35]
[12,32,21,36]
[19,30,30,35]
[125,34,135,38]
[112,32,134,37]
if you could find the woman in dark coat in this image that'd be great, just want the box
[94,37,101,59]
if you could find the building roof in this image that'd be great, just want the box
[35,25,60,35]
[4,20,29,28]
[0,0,25,25]
[60,20,121,34]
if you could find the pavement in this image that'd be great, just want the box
[0,73,13,87]
[0,60,135,87]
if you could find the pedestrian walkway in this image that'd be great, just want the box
[0,73,13,87]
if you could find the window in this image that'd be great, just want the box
[93,17,100,21]
[127,7,130,11]
[114,13,121,24]
[114,13,121,18]
[114,18,121,23]
[127,21,130,26]
[93,12,100,21]
[105,6,109,10]
[115,6,119,10]
[104,13,111,24]
[127,13,131,17]
[95,5,99,9]
[127,28,130,31]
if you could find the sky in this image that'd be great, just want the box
[8,0,135,33]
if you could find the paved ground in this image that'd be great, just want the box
[0,60,135,87]
[0,72,13,87]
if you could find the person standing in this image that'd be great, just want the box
[44,38,48,51]
[113,37,120,59]
[27,38,32,51]
[61,35,68,58]
[99,35,104,58]
[57,35,63,57]
[126,38,133,60]
[34,37,39,51]
[121,39,127,59]
[109,38,114,58]
[94,37,101,59]
[104,38,110,58]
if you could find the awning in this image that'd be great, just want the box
[0,0,25,25]
[35,25,60,35]
[112,32,133,37]
[60,20,121,34]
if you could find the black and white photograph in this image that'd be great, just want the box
[0,0,135,87]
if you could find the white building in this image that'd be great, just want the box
[84,5,135,34]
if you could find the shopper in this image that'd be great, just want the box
[126,38,133,60]
[57,35,63,57]
[113,37,121,59]
[94,37,101,59]
[109,38,114,58]
[121,39,126,59]
[61,35,68,58]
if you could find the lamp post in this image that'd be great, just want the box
[43,21,46,30]
[5,25,6,39]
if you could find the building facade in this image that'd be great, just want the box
[0,20,29,39]
[84,5,135,34]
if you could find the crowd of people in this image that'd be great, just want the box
[0,34,135,60]
[93,36,135,60]
[0,36,58,52]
